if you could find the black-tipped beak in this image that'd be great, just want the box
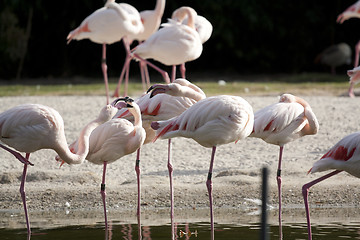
[147,85,155,94]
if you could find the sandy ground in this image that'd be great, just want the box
[1,94,360,229]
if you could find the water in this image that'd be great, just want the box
[1,207,360,239]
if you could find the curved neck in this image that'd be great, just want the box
[106,1,127,20]
[129,103,143,127]
[180,87,206,102]
[174,7,197,29]
[155,0,166,17]
[55,121,102,165]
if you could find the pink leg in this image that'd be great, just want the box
[349,81,356,98]
[133,54,170,84]
[0,144,33,165]
[101,44,110,105]
[180,63,186,79]
[113,39,132,97]
[167,139,175,240]
[171,65,176,83]
[139,62,147,92]
[277,146,284,240]
[135,149,141,217]
[143,63,151,89]
[302,170,341,240]
[101,161,108,229]
[20,153,31,235]
[355,40,360,68]
[206,146,216,240]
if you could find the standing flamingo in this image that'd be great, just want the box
[67,0,144,104]
[133,6,203,82]
[113,0,167,97]
[347,65,360,98]
[302,132,360,240]
[171,10,212,79]
[115,79,205,236]
[56,97,146,229]
[337,0,360,97]
[150,94,254,240]
[249,94,319,240]
[0,98,123,234]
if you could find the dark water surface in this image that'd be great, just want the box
[1,207,360,239]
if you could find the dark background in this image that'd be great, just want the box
[1,0,359,81]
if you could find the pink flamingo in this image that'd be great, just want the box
[113,0,167,97]
[114,79,205,236]
[171,10,212,79]
[57,97,145,229]
[0,99,123,234]
[337,0,360,97]
[249,94,319,240]
[302,132,360,240]
[67,0,144,104]
[150,94,254,240]
[347,65,360,98]
[133,6,203,82]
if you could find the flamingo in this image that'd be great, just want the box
[67,0,144,104]
[0,98,124,234]
[150,94,254,240]
[347,65,360,97]
[249,94,319,240]
[133,6,203,82]
[56,97,146,229]
[171,10,213,79]
[314,42,351,75]
[114,79,205,235]
[302,132,360,240]
[337,0,360,97]
[113,0,167,97]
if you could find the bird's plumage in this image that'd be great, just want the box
[152,95,254,148]
[67,1,143,44]
[133,7,202,66]
[310,132,360,177]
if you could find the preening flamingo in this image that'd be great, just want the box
[115,79,205,235]
[67,0,144,103]
[150,94,254,240]
[113,0,167,97]
[57,97,145,229]
[302,132,360,240]
[133,6,203,82]
[0,99,123,234]
[171,9,212,79]
[337,0,360,97]
[249,94,319,240]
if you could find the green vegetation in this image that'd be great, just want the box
[0,73,350,97]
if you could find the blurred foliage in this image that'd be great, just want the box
[0,0,358,80]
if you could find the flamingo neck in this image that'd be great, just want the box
[55,121,103,165]
[174,7,197,29]
[155,0,166,16]
[130,104,143,128]
[180,87,206,102]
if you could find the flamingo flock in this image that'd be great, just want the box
[3,1,360,240]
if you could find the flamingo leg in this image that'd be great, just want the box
[101,44,110,105]
[206,146,216,240]
[171,65,176,83]
[20,153,31,235]
[0,144,33,166]
[180,63,186,79]
[167,139,175,240]
[277,146,284,240]
[302,170,342,240]
[139,62,146,93]
[143,63,151,89]
[135,148,141,218]
[133,54,170,84]
[349,81,356,98]
[101,161,108,229]
[113,38,132,97]
[355,40,360,68]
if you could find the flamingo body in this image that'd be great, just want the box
[310,132,360,177]
[133,7,202,66]
[67,2,143,44]
[152,95,254,147]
